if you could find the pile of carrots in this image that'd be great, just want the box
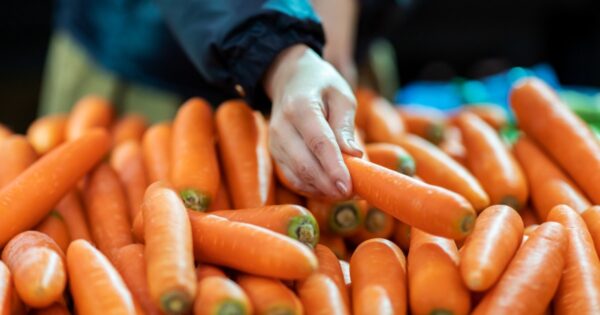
[1,77,600,314]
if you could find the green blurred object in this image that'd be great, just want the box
[499,123,521,146]
[559,90,600,125]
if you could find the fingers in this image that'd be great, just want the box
[326,89,363,157]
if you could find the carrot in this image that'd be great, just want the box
[314,244,350,309]
[547,205,600,314]
[131,211,144,243]
[142,122,171,183]
[30,303,70,315]
[350,206,396,243]
[392,221,411,252]
[397,105,446,144]
[211,205,319,248]
[318,234,348,260]
[236,275,302,315]
[514,135,590,218]
[54,190,92,243]
[0,135,38,189]
[438,125,467,165]
[36,211,71,253]
[472,222,567,315]
[523,224,539,236]
[0,129,109,246]
[354,87,376,130]
[351,238,407,315]
[189,212,317,279]
[510,78,600,204]
[297,273,349,315]
[582,206,600,257]
[344,155,476,239]
[339,260,351,288]
[113,244,162,315]
[456,112,528,210]
[111,140,148,220]
[111,114,147,146]
[459,205,524,291]
[171,98,220,211]
[274,185,304,206]
[208,182,232,211]
[365,143,415,176]
[1,232,66,308]
[67,239,137,315]
[84,163,133,260]
[307,199,366,236]
[408,229,470,315]
[519,207,540,227]
[26,115,67,155]
[0,261,12,315]
[196,264,226,281]
[0,124,11,142]
[354,285,393,315]
[395,134,489,212]
[460,104,508,130]
[365,96,405,143]
[216,100,275,209]
[195,276,252,315]
[66,95,113,141]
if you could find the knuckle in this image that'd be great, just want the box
[308,136,330,156]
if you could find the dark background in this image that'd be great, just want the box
[1,0,599,133]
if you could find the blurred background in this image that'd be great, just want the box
[1,0,599,132]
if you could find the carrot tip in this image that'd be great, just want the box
[465,270,485,291]
[430,309,453,315]
[499,195,520,211]
[160,290,192,315]
[397,155,416,176]
[426,123,445,144]
[330,202,361,233]
[216,299,246,315]
[288,215,319,248]
[460,213,476,234]
[180,188,211,211]
[365,207,387,232]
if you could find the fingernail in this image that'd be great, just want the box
[348,140,363,156]
[336,180,349,196]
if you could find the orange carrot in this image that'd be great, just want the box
[236,275,302,315]
[397,105,446,144]
[344,155,476,239]
[510,78,600,204]
[459,205,524,291]
[365,143,415,176]
[460,104,508,130]
[208,182,232,211]
[314,244,350,309]
[26,115,67,155]
[365,96,405,143]
[339,260,351,289]
[195,275,252,315]
[354,285,393,315]
[66,95,113,141]
[307,199,366,236]
[354,87,376,130]
[547,205,600,314]
[143,182,196,315]
[189,212,317,279]
[84,163,133,260]
[438,125,467,165]
[396,134,489,212]
[55,190,92,243]
[171,98,220,211]
[0,124,11,143]
[196,264,226,281]
[36,211,71,253]
[0,129,110,246]
[1,232,66,308]
[318,234,348,260]
[113,244,162,315]
[297,273,349,315]
[392,221,411,252]
[0,135,37,189]
[409,229,470,315]
[351,238,407,315]
[30,303,70,315]
[111,114,147,147]
[131,211,144,243]
[472,221,567,315]
[67,239,137,315]
[514,135,590,218]
[0,261,12,315]
[211,205,319,248]
[350,206,396,243]
[216,100,275,209]
[142,122,171,183]
[523,224,539,237]
[275,185,304,206]
[582,206,600,257]
[457,112,528,209]
[111,140,148,220]
[519,207,540,227]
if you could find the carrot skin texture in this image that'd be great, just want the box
[513,136,590,218]
[66,95,113,141]
[364,96,405,143]
[0,129,110,246]
[111,114,147,146]
[459,205,524,291]
[189,212,317,280]
[36,212,71,253]
[460,104,508,130]
[297,273,350,315]
[350,207,396,243]
[438,125,467,166]
[27,114,68,155]
[582,206,600,258]
[236,275,303,315]
[354,285,393,315]
[344,155,476,239]
[194,276,252,315]
[510,78,600,204]
[314,244,350,310]
[55,191,93,243]
[365,143,415,176]
[171,98,220,211]
[111,140,148,220]
[275,185,304,206]
[142,122,171,183]
[307,199,365,236]
[472,222,568,315]
[208,182,232,211]
[397,105,446,144]
[196,264,226,281]
[318,234,348,260]
[351,238,407,315]
[67,240,137,315]
[547,205,600,315]
[30,303,70,315]
[0,135,38,189]
[392,221,411,252]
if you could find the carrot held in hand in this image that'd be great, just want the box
[547,205,600,314]
[344,155,476,239]
[111,114,147,146]
[0,135,38,189]
[111,140,148,220]
[1,231,66,308]
[236,275,302,315]
[189,212,317,280]
[308,199,365,236]
[211,205,319,248]
[36,211,71,253]
[297,273,349,315]
[472,222,567,315]
[0,129,110,246]
[171,98,220,211]
[142,122,171,183]
[66,95,113,141]
[26,114,67,155]
[67,239,137,315]
[459,205,524,291]
[582,206,600,257]
[194,275,252,315]
[365,143,415,176]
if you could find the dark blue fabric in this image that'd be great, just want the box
[55,0,324,111]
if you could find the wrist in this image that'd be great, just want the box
[264,44,313,101]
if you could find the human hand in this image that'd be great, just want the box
[264,44,362,200]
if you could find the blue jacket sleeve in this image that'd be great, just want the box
[155,0,325,110]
